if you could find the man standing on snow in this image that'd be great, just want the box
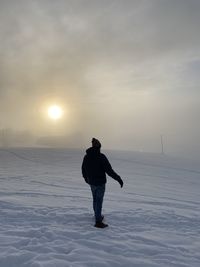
[82,138,123,228]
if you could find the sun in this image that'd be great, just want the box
[47,105,63,120]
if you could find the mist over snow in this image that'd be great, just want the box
[1,1,200,266]
[0,148,200,266]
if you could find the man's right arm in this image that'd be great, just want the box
[81,156,89,183]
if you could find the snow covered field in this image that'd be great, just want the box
[0,148,200,267]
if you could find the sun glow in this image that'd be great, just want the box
[47,105,63,120]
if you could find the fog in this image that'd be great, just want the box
[0,0,200,158]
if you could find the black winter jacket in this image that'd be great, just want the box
[81,147,121,186]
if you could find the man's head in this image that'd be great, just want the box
[92,138,101,148]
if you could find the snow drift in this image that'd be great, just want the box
[0,148,200,267]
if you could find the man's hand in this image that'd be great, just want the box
[118,177,124,188]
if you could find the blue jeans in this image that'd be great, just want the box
[90,184,105,222]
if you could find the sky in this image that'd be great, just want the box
[0,0,200,158]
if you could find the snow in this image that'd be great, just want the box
[0,148,200,267]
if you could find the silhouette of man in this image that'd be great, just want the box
[82,138,123,228]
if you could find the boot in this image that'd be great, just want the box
[94,221,108,228]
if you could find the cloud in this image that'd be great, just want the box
[0,0,200,156]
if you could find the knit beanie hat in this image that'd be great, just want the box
[92,138,101,148]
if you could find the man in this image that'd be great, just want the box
[82,138,123,228]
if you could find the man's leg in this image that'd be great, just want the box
[90,184,108,228]
[95,184,105,222]
[90,185,97,214]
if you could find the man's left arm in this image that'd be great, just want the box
[102,155,123,187]
[81,156,89,184]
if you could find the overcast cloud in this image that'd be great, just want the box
[0,0,200,157]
